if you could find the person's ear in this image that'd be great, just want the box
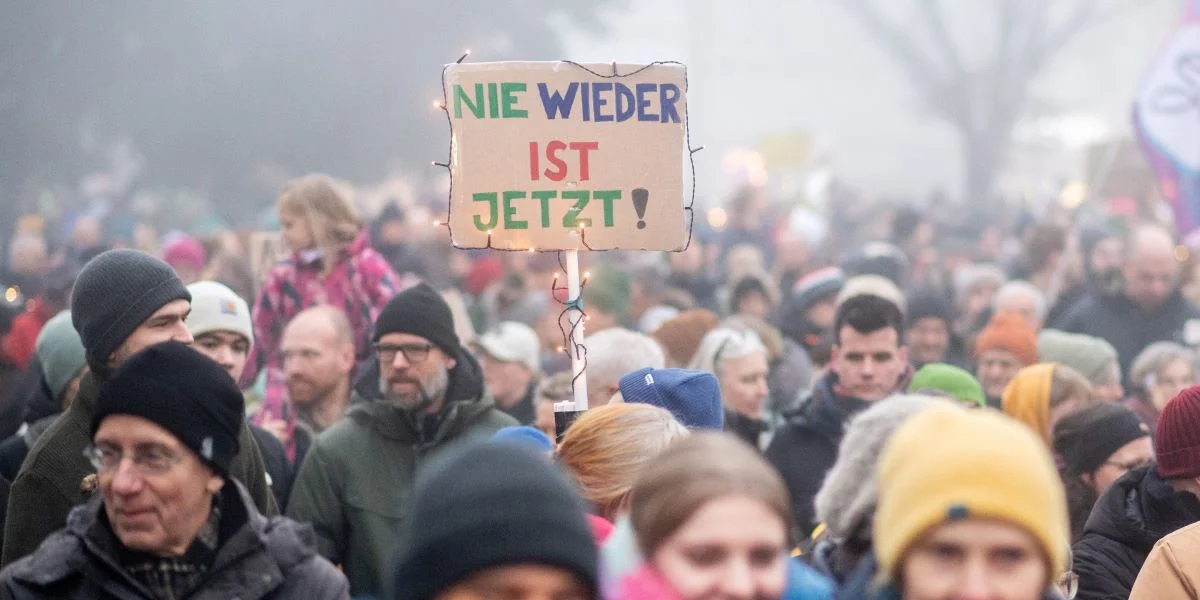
[1080,472,1098,492]
[898,346,909,366]
[340,343,355,373]
[445,355,457,371]
[206,474,225,495]
[606,382,620,399]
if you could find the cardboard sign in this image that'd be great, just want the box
[442,61,688,251]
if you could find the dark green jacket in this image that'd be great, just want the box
[286,352,517,597]
[1,372,278,567]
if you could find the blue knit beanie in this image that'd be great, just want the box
[618,367,723,430]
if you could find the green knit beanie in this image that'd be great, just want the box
[908,363,986,407]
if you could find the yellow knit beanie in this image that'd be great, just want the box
[874,404,1069,581]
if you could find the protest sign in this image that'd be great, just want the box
[441,61,688,251]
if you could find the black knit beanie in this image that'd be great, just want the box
[391,442,597,600]
[92,341,244,477]
[373,283,460,356]
[71,249,191,369]
[1053,403,1150,475]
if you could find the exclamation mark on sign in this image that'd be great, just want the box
[633,188,649,229]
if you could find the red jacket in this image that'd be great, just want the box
[2,299,54,370]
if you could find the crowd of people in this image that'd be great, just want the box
[0,173,1199,599]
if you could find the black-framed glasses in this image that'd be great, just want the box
[84,444,184,475]
[375,342,434,364]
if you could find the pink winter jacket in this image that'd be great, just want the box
[243,233,407,458]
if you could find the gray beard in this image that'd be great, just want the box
[381,368,449,413]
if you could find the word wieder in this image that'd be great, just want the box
[453,81,682,123]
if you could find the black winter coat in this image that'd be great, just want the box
[249,424,294,513]
[0,480,348,599]
[765,372,869,538]
[1073,465,1200,600]
[1055,290,1200,390]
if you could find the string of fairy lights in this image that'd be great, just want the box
[428,50,703,399]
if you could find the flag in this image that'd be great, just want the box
[1134,1,1200,233]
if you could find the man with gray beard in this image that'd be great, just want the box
[286,283,516,598]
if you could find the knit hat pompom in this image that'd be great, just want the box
[875,405,1068,582]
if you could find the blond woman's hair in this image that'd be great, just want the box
[276,174,363,275]
[557,403,688,520]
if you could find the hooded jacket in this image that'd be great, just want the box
[765,371,874,538]
[285,349,517,597]
[1056,289,1200,390]
[1073,465,1200,600]
[1,372,277,567]
[0,480,348,599]
[1130,520,1200,599]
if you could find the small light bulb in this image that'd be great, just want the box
[486,230,493,237]
[463,49,471,56]
[584,271,590,278]
[432,220,441,226]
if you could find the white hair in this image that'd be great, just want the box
[992,280,1048,323]
[953,264,1007,298]
[586,328,666,393]
[688,327,768,378]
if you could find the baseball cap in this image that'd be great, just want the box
[475,321,540,372]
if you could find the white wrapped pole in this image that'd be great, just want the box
[564,249,588,410]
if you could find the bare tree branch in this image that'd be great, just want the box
[840,0,969,123]
[919,0,966,79]
[1037,0,1099,61]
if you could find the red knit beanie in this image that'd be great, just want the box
[1156,385,1200,480]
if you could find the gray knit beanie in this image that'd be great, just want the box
[35,310,86,401]
[1037,329,1119,383]
[71,249,191,369]
[814,394,945,540]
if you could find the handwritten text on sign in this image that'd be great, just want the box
[443,62,688,251]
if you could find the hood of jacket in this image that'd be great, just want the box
[348,347,496,449]
[353,344,485,403]
[1082,465,1200,555]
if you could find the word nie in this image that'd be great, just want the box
[454,82,681,123]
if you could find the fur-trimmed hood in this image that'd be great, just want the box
[813,394,942,541]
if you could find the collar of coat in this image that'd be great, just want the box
[4,479,318,597]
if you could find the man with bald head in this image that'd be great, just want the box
[277,305,356,465]
[1059,223,1200,387]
